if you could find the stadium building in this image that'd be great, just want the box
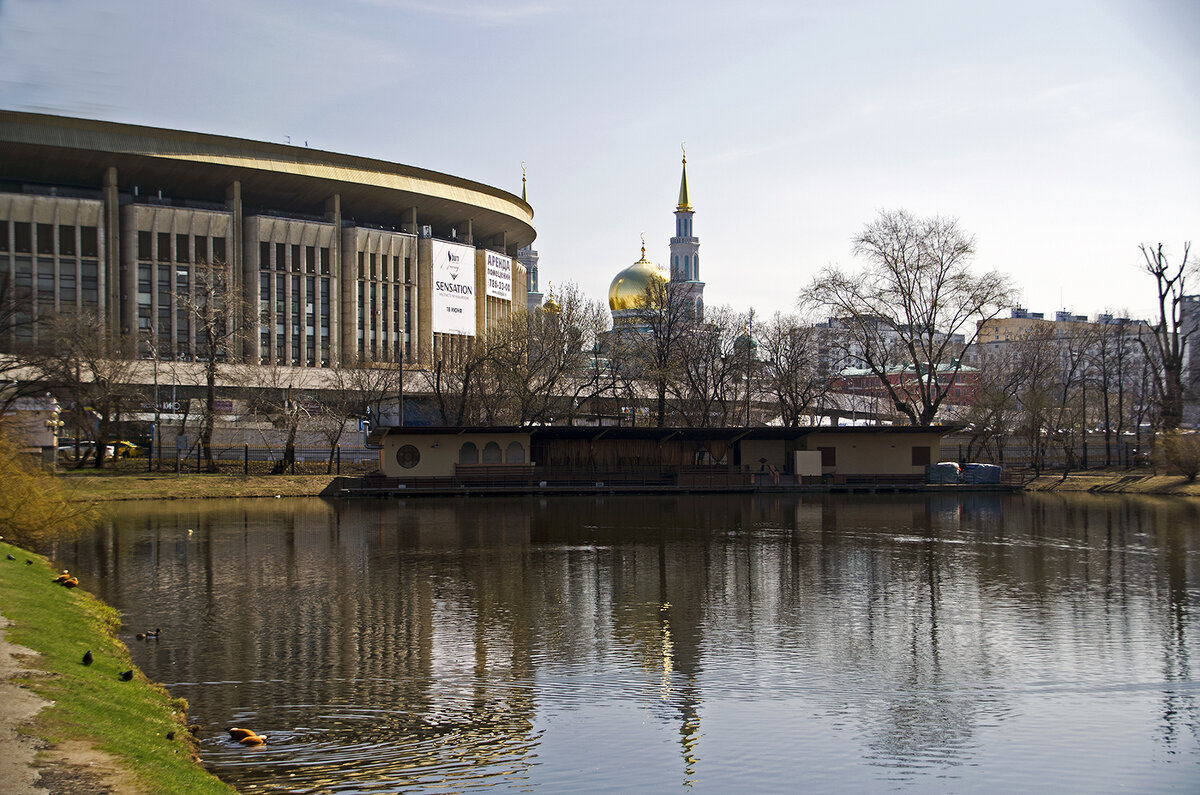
[0,111,535,369]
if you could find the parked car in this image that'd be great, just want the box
[58,442,115,460]
[112,440,143,458]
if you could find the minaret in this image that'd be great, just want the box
[669,144,704,320]
[518,162,544,310]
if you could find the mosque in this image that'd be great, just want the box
[606,151,705,326]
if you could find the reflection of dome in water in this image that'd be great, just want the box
[609,245,669,311]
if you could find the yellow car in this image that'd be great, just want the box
[112,440,144,458]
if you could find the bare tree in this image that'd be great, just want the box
[669,306,744,427]
[485,284,609,425]
[314,362,401,471]
[758,311,845,428]
[804,210,1016,426]
[42,311,142,469]
[174,259,252,470]
[625,277,695,427]
[0,277,54,416]
[1139,242,1193,431]
[421,335,497,426]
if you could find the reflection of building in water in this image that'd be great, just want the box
[54,493,1200,789]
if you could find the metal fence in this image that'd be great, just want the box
[58,445,382,475]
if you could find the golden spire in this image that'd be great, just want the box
[640,232,647,261]
[676,142,692,212]
[521,161,527,203]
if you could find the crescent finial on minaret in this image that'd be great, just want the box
[521,161,527,202]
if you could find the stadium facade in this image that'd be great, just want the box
[0,111,534,369]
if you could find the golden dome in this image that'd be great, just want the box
[609,243,669,311]
[543,282,561,315]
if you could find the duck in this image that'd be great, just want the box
[239,733,267,746]
[136,628,160,640]
[227,727,257,741]
[61,577,79,588]
[119,669,134,681]
[53,570,70,583]
[6,553,14,560]
[82,650,93,666]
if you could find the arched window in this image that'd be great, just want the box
[459,442,479,464]
[482,441,502,463]
[673,255,678,275]
[505,441,525,463]
[693,253,698,278]
[683,255,689,277]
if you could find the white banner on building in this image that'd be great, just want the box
[484,251,512,301]
[432,240,477,335]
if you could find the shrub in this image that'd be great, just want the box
[0,429,95,545]
[1159,430,1200,482]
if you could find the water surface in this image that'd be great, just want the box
[54,493,1200,792]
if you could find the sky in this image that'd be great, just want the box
[0,0,1196,324]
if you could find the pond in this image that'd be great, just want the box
[52,493,1200,792]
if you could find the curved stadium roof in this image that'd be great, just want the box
[0,111,535,247]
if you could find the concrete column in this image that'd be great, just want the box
[325,194,342,364]
[341,228,357,364]
[226,181,245,360]
[417,237,433,368]
[102,166,122,338]
[475,249,487,338]
[241,215,262,364]
[406,208,419,362]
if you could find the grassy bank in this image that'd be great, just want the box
[0,541,235,794]
[57,471,340,502]
[1022,472,1200,496]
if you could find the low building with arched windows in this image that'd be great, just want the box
[372,425,958,487]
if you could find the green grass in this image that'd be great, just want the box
[0,540,236,794]
[56,471,341,502]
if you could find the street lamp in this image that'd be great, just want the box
[44,403,64,469]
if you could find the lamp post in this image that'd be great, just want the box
[44,407,64,470]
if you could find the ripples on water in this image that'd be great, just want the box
[54,493,1200,792]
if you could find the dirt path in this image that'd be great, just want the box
[0,614,135,794]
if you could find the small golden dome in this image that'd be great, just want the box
[543,282,561,315]
[609,244,669,311]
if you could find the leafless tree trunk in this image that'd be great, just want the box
[1139,242,1193,431]
[175,259,251,471]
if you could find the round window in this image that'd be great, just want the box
[396,444,420,469]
